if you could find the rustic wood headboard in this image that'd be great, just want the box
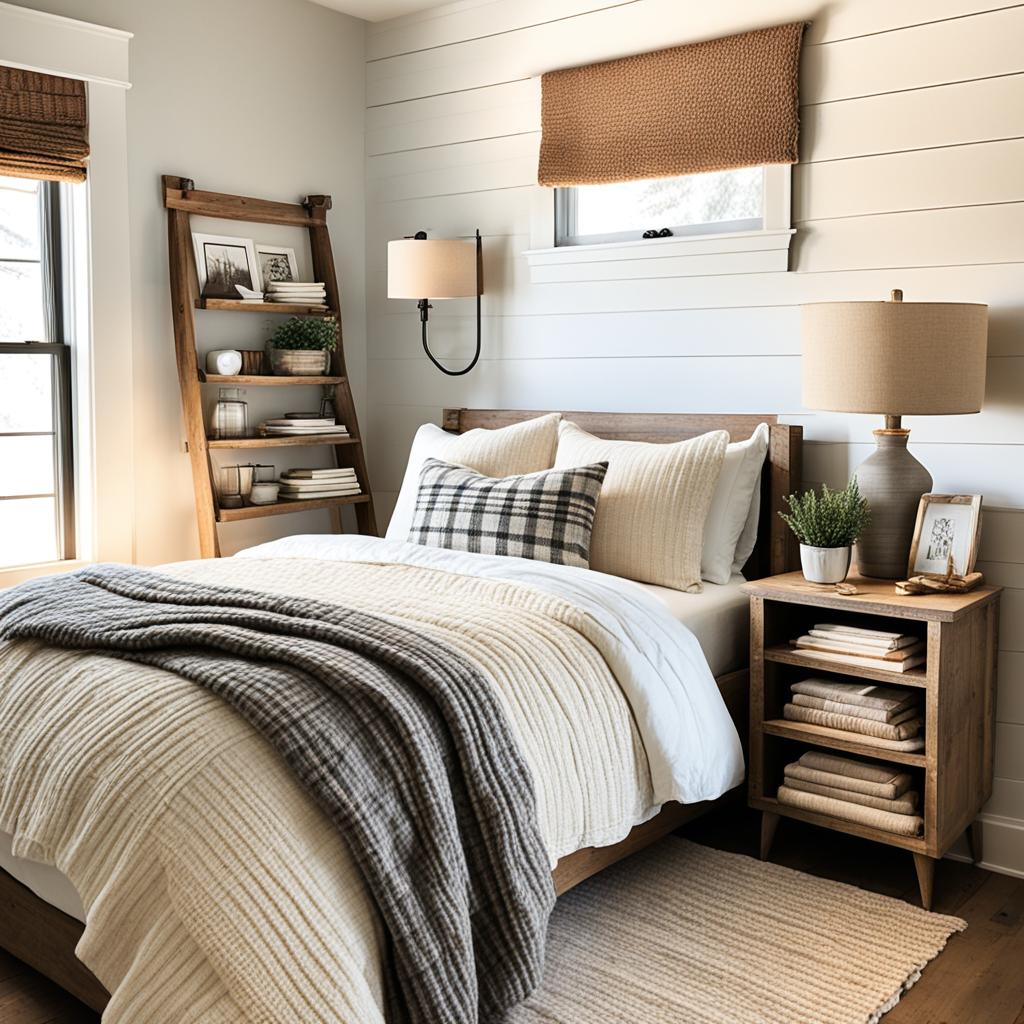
[442,409,802,579]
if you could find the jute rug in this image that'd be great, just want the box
[504,838,965,1024]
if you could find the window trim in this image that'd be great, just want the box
[525,165,793,281]
[0,4,133,589]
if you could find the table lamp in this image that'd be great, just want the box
[802,290,988,579]
[387,229,483,376]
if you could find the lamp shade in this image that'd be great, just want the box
[387,238,479,300]
[802,300,988,415]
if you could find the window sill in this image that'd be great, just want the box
[523,228,795,283]
[0,559,89,591]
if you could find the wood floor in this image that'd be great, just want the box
[1,804,1021,1023]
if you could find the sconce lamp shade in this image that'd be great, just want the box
[387,238,480,299]
[802,301,988,415]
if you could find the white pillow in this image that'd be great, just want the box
[701,423,770,585]
[554,420,728,593]
[385,413,561,539]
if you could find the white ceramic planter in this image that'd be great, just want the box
[799,544,852,584]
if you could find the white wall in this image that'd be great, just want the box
[11,0,368,563]
[363,0,1024,875]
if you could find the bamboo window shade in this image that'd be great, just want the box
[538,22,806,187]
[0,66,89,183]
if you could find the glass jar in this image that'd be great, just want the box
[210,387,248,439]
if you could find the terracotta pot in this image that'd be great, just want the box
[800,544,852,584]
[269,349,329,376]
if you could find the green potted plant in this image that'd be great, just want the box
[779,478,871,584]
[267,316,338,375]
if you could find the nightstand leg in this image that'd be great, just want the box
[912,853,936,910]
[967,820,983,865]
[760,811,780,861]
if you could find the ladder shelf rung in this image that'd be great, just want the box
[207,434,359,450]
[217,493,370,522]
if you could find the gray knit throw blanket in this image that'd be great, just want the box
[0,565,555,1023]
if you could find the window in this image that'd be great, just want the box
[0,175,75,569]
[556,166,765,246]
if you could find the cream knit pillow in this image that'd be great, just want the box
[554,420,728,591]
[386,413,561,539]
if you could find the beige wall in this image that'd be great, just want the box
[363,0,1024,875]
[12,0,368,563]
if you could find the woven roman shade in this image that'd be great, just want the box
[0,66,89,183]
[538,22,806,187]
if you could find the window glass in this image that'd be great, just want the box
[557,166,764,246]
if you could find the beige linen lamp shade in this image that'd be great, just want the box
[387,238,479,300]
[802,300,988,415]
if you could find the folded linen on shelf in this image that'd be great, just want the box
[784,703,923,742]
[797,751,914,795]
[791,678,919,714]
[809,624,917,650]
[777,784,923,837]
[787,759,913,801]
[791,693,920,725]
[782,771,919,815]
[783,706,925,751]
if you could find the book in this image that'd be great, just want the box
[279,477,356,490]
[282,468,355,480]
[790,647,926,674]
[807,628,918,651]
[262,425,348,435]
[280,488,361,500]
[265,417,335,427]
[793,637,926,663]
[812,623,907,646]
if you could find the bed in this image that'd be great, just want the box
[0,409,801,1018]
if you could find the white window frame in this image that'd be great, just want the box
[0,3,133,588]
[525,165,794,283]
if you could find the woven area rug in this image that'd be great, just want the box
[503,838,965,1024]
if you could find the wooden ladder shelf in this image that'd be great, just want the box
[163,174,376,557]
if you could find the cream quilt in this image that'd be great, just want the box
[0,538,743,1022]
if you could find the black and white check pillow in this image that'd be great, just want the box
[408,457,608,568]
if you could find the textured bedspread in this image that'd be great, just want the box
[0,540,743,1022]
[0,565,553,1024]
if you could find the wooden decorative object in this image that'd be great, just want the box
[744,569,1001,909]
[162,175,376,556]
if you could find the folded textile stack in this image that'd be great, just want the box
[792,622,926,673]
[783,677,925,751]
[777,750,923,836]
[279,467,360,500]
[266,281,327,307]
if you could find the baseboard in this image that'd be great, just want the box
[944,813,1024,879]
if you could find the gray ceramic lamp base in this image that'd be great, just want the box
[853,429,932,579]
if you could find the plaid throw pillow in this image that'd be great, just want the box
[408,458,608,568]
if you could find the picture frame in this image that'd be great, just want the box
[907,493,983,579]
[255,244,299,287]
[192,233,259,299]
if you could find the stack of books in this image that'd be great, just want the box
[776,750,922,837]
[782,677,925,751]
[266,281,327,308]
[791,623,925,673]
[260,417,348,438]
[279,467,360,501]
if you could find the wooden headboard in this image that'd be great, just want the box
[442,409,802,580]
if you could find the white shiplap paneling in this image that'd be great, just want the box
[364,0,1024,875]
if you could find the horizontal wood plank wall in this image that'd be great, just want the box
[363,0,1024,876]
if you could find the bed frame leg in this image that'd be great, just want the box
[760,811,780,861]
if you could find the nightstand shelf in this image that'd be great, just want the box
[744,570,1001,910]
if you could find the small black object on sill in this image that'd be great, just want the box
[642,228,674,239]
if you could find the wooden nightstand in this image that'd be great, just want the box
[742,571,1001,909]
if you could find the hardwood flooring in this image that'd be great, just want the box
[0,804,1021,1022]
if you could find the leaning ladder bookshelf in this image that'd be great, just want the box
[163,174,376,557]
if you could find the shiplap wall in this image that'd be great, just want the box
[363,0,1024,875]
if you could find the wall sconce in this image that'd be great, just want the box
[387,229,483,376]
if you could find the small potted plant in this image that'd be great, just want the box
[267,316,338,375]
[779,478,871,584]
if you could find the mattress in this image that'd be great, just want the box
[0,573,749,928]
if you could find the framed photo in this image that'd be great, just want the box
[192,233,259,299]
[908,494,983,579]
[256,244,299,286]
